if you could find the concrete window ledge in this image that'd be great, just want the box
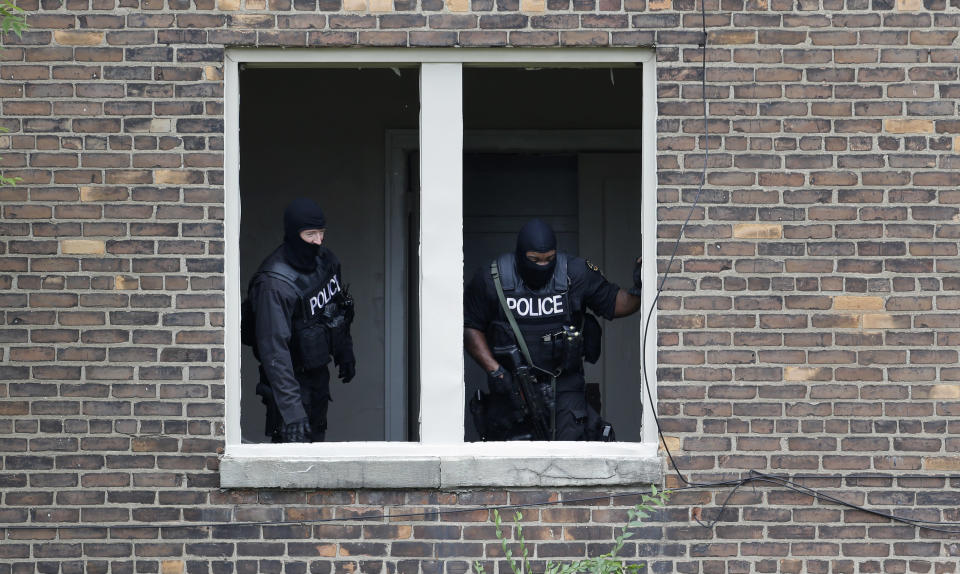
[219,443,662,489]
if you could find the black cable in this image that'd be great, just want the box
[0,484,698,532]
[639,0,710,489]
[5,475,960,534]
[749,472,960,534]
[690,475,748,529]
[632,0,960,537]
[752,471,960,529]
[687,473,960,535]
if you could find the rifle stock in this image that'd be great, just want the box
[493,345,551,441]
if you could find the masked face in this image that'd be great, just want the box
[515,219,557,290]
[520,249,558,289]
[282,198,327,271]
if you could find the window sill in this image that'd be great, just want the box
[220,442,662,489]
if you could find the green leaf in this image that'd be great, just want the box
[0,1,30,57]
[480,488,667,574]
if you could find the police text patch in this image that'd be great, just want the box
[506,295,565,317]
[309,275,342,316]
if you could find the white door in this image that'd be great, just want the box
[579,154,644,441]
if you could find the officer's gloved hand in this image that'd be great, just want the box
[487,365,512,395]
[338,361,356,384]
[334,347,355,382]
[629,256,642,297]
[280,418,311,443]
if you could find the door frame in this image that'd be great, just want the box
[384,130,418,441]
[385,129,656,442]
[577,153,644,440]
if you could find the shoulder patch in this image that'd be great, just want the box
[584,258,603,275]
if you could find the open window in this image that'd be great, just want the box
[222,50,660,489]
[460,67,645,443]
[238,66,420,443]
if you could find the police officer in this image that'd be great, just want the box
[247,198,356,443]
[464,218,642,441]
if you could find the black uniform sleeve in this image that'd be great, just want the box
[571,257,620,321]
[464,267,497,332]
[252,276,309,424]
[329,261,355,367]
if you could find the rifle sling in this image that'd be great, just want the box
[491,261,536,369]
[491,260,557,440]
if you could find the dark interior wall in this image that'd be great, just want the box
[463,67,644,130]
[239,67,418,442]
[460,66,644,273]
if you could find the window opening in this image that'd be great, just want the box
[238,66,419,442]
[461,68,645,442]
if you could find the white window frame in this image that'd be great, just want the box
[221,48,660,489]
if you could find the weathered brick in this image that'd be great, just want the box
[59,239,106,255]
[3,5,960,573]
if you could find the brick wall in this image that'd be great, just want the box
[2,0,960,572]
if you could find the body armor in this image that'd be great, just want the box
[491,252,582,374]
[252,248,353,372]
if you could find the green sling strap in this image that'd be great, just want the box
[491,260,557,440]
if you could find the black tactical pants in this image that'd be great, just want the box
[471,369,611,441]
[554,372,588,441]
[261,365,331,443]
[301,366,331,442]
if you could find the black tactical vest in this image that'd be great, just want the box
[494,252,577,372]
[255,248,343,371]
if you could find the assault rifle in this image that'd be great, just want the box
[493,344,552,441]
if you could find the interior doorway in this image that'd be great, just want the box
[386,133,643,442]
[577,154,645,440]
[460,147,643,442]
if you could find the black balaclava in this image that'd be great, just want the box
[515,218,557,290]
[282,197,327,271]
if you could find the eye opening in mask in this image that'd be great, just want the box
[525,250,557,266]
